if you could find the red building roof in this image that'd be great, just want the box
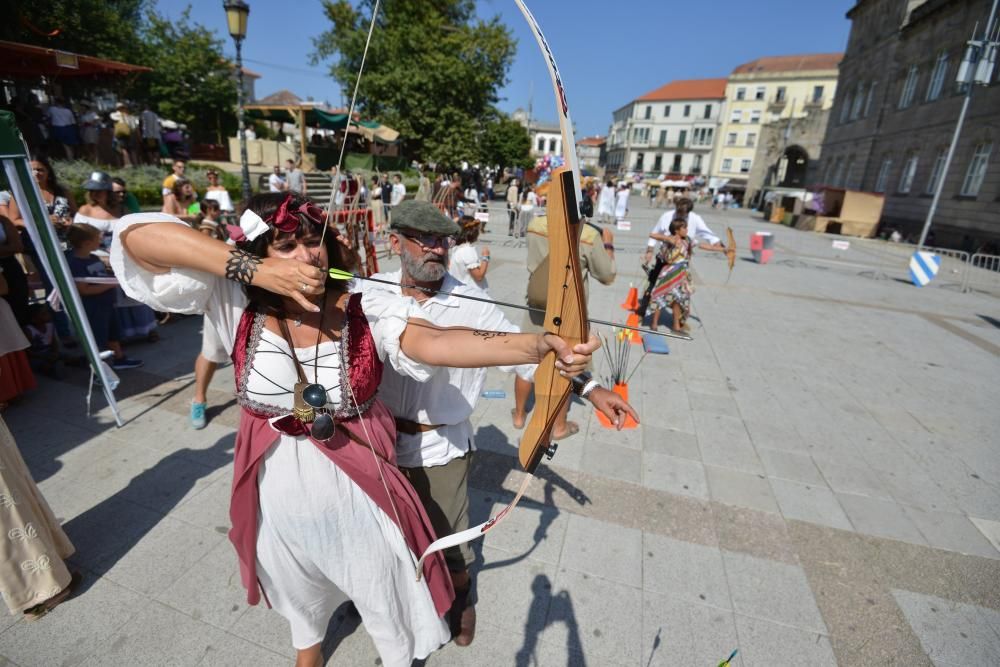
[577,136,606,146]
[731,53,843,74]
[636,78,728,102]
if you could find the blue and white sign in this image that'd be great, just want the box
[909,251,941,287]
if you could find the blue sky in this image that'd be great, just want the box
[156,0,855,137]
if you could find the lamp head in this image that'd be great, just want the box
[223,0,250,40]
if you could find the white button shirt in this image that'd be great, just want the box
[359,270,535,468]
[646,210,720,247]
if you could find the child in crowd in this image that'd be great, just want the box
[64,224,142,370]
[24,304,66,378]
[449,216,490,291]
[196,199,225,240]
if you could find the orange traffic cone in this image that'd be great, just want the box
[624,311,641,344]
[620,283,639,311]
[595,383,639,429]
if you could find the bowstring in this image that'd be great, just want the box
[321,0,381,249]
[318,0,418,575]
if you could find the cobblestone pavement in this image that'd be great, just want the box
[1,196,998,666]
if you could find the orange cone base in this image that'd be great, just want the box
[596,383,639,429]
[620,286,639,311]
[624,312,642,344]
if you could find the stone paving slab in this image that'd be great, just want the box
[1,197,998,665]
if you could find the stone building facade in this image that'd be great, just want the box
[816,0,999,249]
[745,109,832,206]
[576,136,606,174]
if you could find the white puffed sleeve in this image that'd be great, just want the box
[361,288,436,382]
[111,213,247,354]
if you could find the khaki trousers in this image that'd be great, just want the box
[401,451,474,572]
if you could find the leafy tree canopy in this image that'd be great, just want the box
[311,0,519,166]
[133,9,237,143]
[1,0,148,63]
[479,113,532,171]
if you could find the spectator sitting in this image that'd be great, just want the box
[73,171,117,250]
[63,224,142,370]
[111,177,141,217]
[162,177,200,224]
[196,199,225,240]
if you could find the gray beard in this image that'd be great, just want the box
[400,249,447,283]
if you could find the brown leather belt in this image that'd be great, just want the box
[394,417,445,435]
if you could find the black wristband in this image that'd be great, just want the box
[570,372,593,396]
[225,248,262,285]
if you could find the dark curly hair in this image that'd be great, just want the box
[238,192,359,315]
[455,216,480,245]
[668,218,688,235]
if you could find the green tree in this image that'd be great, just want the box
[1,0,147,62]
[135,9,238,144]
[311,0,517,166]
[479,113,532,171]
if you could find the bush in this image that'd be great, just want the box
[52,160,242,209]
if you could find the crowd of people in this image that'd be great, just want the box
[8,94,188,168]
[0,149,656,665]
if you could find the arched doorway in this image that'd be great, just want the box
[777,145,809,187]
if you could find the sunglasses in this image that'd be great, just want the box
[301,383,335,440]
[399,231,454,249]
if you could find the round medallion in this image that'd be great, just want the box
[302,383,328,408]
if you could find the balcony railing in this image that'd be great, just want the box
[804,96,825,107]
[768,96,787,110]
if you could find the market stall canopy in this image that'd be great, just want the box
[244,104,399,144]
[0,40,152,77]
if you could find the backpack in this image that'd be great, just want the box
[114,120,132,139]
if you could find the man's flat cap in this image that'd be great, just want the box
[389,200,459,235]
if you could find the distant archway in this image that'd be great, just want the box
[778,145,809,187]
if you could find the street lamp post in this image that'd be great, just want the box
[224,0,252,202]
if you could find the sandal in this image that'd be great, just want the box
[24,570,82,622]
[551,421,580,440]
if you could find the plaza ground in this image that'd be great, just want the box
[1,196,998,666]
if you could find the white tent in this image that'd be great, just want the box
[1,111,123,425]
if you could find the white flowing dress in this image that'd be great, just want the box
[615,189,630,220]
[110,213,450,665]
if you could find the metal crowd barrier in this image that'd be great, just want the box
[961,253,1000,296]
[917,245,971,292]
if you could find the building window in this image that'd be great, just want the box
[775,86,787,102]
[692,155,703,173]
[672,154,683,172]
[693,127,713,146]
[644,106,652,119]
[731,109,742,123]
[683,104,691,117]
[898,153,919,193]
[703,104,712,119]
[664,105,671,117]
[631,127,650,144]
[727,132,737,146]
[678,129,687,147]
[736,87,746,100]
[898,65,919,109]
[746,133,756,147]
[926,52,948,101]
[850,82,865,119]
[832,158,845,186]
[653,154,662,171]
[839,92,853,124]
[722,158,733,172]
[659,130,667,147]
[754,86,766,100]
[864,81,878,117]
[925,149,947,194]
[960,142,992,196]
[635,152,645,171]
[749,110,761,123]
[740,159,751,173]
[844,157,856,188]
[874,156,893,192]
[812,85,824,103]
[536,138,545,152]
